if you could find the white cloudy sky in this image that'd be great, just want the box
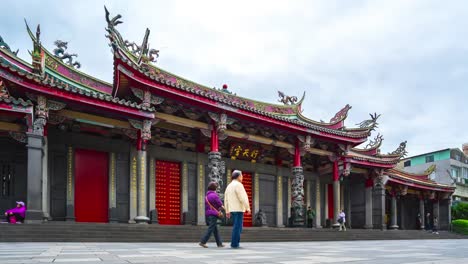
[1,0,467,156]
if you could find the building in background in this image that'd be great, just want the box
[399,144,468,202]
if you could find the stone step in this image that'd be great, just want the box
[0,223,464,242]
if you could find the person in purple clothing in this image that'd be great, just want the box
[199,182,224,248]
[4,201,26,223]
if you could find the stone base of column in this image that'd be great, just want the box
[364,224,374,229]
[134,216,150,224]
[109,208,119,223]
[150,209,158,224]
[390,224,399,230]
[332,223,340,228]
[25,210,44,223]
[65,205,75,222]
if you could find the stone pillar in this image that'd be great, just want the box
[129,146,138,223]
[134,146,149,223]
[42,136,50,221]
[291,140,305,226]
[434,199,440,230]
[324,184,328,223]
[332,161,340,228]
[419,197,425,230]
[65,146,75,221]
[197,155,205,225]
[315,176,321,228]
[390,193,399,230]
[149,156,157,223]
[277,174,284,227]
[340,183,344,214]
[364,178,373,229]
[108,152,118,223]
[207,151,224,197]
[181,161,189,224]
[306,180,311,208]
[254,172,260,214]
[287,177,291,220]
[346,183,351,228]
[25,133,44,222]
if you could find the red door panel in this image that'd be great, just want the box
[155,160,181,225]
[242,172,253,227]
[74,149,109,223]
[328,184,334,220]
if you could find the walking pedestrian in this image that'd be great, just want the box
[338,209,346,231]
[306,206,315,228]
[224,170,251,249]
[199,182,225,248]
[432,216,439,235]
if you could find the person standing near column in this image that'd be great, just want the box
[338,209,346,231]
[225,170,251,249]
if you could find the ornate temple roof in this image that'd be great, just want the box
[386,168,455,193]
[103,7,380,143]
[0,27,155,116]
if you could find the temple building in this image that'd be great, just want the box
[0,8,455,230]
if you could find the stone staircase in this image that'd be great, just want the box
[0,222,465,242]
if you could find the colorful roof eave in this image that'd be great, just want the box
[0,95,34,115]
[387,176,454,193]
[24,22,114,95]
[116,60,370,144]
[0,61,154,120]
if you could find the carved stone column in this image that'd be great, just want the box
[25,132,44,222]
[205,114,231,197]
[390,192,399,230]
[315,176,321,228]
[108,152,118,223]
[433,198,440,230]
[419,197,425,230]
[291,140,305,226]
[373,170,387,230]
[276,174,283,227]
[134,120,152,224]
[364,177,374,229]
[332,160,340,228]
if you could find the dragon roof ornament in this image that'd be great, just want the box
[0,35,19,56]
[278,91,298,105]
[388,140,408,158]
[365,133,383,149]
[330,104,352,123]
[53,40,81,69]
[356,112,381,132]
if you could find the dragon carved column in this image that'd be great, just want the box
[205,113,233,198]
[291,139,305,226]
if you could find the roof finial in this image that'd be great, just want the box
[53,40,81,69]
[278,91,298,105]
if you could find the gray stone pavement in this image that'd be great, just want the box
[0,240,467,264]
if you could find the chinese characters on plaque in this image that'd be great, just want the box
[229,143,261,163]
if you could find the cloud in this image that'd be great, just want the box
[0,0,466,156]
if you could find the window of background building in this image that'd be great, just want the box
[463,168,468,179]
[452,167,460,178]
[404,160,411,167]
[425,155,434,163]
[455,155,461,161]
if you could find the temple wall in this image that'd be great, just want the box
[349,174,366,228]
[48,128,131,222]
[0,137,27,218]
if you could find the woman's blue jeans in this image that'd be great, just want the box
[231,212,244,248]
[200,215,222,246]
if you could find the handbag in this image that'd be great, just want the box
[205,196,224,218]
[338,217,343,224]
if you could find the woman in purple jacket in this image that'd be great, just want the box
[199,182,224,248]
[4,201,26,223]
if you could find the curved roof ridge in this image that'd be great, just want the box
[25,20,113,94]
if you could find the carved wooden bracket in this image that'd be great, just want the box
[9,131,27,143]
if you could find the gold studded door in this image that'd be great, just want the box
[155,160,181,225]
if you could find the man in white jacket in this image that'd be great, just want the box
[224,170,251,249]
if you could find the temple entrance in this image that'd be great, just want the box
[155,160,181,225]
[242,172,253,227]
[259,174,276,226]
[74,149,109,223]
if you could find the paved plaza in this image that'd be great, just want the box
[0,240,466,264]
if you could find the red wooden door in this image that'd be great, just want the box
[328,184,334,220]
[242,172,253,227]
[74,149,109,223]
[155,160,181,225]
